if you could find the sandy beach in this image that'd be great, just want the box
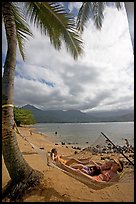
[2,126,134,202]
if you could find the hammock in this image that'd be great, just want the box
[47,154,123,190]
[14,124,132,190]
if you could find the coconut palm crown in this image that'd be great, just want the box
[77,2,121,32]
[3,2,83,61]
[76,2,133,49]
[2,2,83,201]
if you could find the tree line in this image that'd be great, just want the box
[2,2,133,201]
[14,107,36,126]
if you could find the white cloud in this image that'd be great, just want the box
[68,2,82,13]
[2,3,134,112]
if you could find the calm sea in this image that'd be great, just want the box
[31,122,134,148]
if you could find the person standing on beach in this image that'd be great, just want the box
[29,129,32,135]
[124,139,129,148]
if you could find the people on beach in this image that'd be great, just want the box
[51,148,92,165]
[71,159,123,181]
[29,129,32,135]
[122,138,130,148]
[50,148,123,182]
[94,159,123,182]
[71,164,101,176]
[124,139,129,148]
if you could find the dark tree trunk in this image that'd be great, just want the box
[124,2,134,51]
[2,2,43,201]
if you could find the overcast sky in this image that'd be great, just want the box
[2,2,134,113]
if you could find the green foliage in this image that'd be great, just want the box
[77,2,122,32]
[5,2,83,61]
[24,2,83,60]
[14,107,36,126]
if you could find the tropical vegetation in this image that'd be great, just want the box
[2,1,133,201]
[2,2,83,201]
[14,107,36,126]
[76,2,133,48]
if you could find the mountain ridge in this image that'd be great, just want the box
[21,104,134,123]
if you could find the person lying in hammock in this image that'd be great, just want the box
[71,158,123,182]
[51,148,123,182]
[51,148,92,165]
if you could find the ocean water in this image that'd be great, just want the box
[31,122,134,148]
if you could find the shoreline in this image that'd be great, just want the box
[30,125,134,167]
[29,122,134,148]
[2,126,134,202]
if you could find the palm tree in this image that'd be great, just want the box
[124,2,134,49]
[2,2,83,201]
[77,2,134,50]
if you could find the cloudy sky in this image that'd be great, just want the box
[2,2,134,113]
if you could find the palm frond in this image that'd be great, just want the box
[25,2,83,59]
[92,2,106,30]
[105,2,122,10]
[115,2,122,10]
[16,32,25,61]
[77,2,122,33]
[77,2,92,33]
[77,2,106,32]
[11,3,33,61]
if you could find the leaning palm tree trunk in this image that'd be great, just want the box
[2,2,43,201]
[124,2,134,50]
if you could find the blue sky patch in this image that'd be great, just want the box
[15,70,55,87]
